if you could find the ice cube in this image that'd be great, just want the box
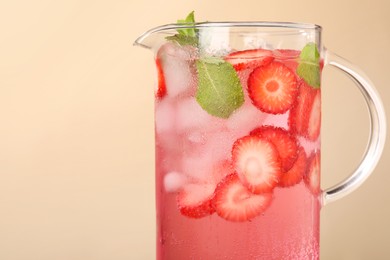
[227,102,268,137]
[155,98,176,134]
[159,41,194,60]
[156,132,196,174]
[181,150,215,182]
[262,111,289,129]
[164,171,187,193]
[181,130,236,184]
[198,27,230,56]
[158,43,196,98]
[175,98,224,133]
[203,130,236,164]
[187,131,206,144]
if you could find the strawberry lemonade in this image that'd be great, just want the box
[154,12,322,260]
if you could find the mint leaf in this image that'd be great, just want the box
[177,11,197,37]
[167,11,198,47]
[195,58,244,118]
[297,42,321,88]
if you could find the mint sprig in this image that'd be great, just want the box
[297,43,321,88]
[166,12,245,118]
[195,58,244,119]
[166,11,198,46]
[177,11,197,37]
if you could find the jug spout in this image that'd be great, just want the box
[134,24,197,51]
[134,11,199,51]
[134,25,167,50]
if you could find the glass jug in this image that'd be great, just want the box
[134,22,386,259]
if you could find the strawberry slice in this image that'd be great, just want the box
[304,151,321,195]
[279,147,307,187]
[177,161,232,219]
[214,173,273,222]
[232,135,282,194]
[273,49,300,60]
[248,61,298,114]
[250,126,298,171]
[225,49,274,71]
[307,90,321,140]
[177,183,216,218]
[288,81,312,135]
[288,81,321,141]
[272,49,300,73]
[155,57,167,98]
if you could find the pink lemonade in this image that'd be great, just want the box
[154,39,322,259]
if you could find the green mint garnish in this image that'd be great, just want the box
[166,11,198,47]
[177,11,197,37]
[195,57,244,119]
[166,12,244,118]
[297,42,321,88]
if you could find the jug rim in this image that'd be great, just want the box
[134,21,322,49]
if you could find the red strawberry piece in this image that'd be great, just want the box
[289,81,312,135]
[272,49,300,73]
[273,49,301,59]
[250,126,298,171]
[320,59,324,70]
[304,151,321,195]
[307,90,321,140]
[214,173,273,222]
[288,81,321,141]
[248,61,298,114]
[225,49,274,71]
[279,147,307,187]
[177,183,216,218]
[177,161,233,219]
[155,57,167,98]
[232,135,282,194]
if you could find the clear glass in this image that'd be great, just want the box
[134,22,386,259]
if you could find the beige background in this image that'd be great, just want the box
[0,0,389,259]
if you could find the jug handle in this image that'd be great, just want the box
[321,48,387,205]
